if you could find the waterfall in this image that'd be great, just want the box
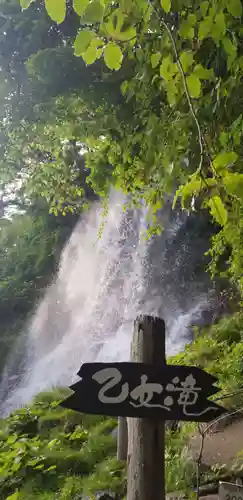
[0,191,216,415]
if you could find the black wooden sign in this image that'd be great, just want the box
[60,362,226,422]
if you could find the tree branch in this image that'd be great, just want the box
[196,424,205,500]
[148,1,205,173]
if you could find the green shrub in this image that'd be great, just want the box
[44,448,92,475]
[33,388,72,405]
[165,425,196,493]
[79,434,117,469]
[169,311,243,407]
[81,457,126,497]
[59,475,84,500]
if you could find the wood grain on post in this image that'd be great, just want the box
[117,416,128,461]
[127,315,166,500]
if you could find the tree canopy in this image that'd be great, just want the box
[1,0,242,294]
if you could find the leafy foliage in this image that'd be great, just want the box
[164,310,243,491]
[15,0,243,294]
[169,311,243,407]
[0,391,125,499]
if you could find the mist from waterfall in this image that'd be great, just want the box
[0,191,215,415]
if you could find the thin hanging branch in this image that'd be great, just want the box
[196,424,205,500]
[146,0,227,227]
[148,0,205,172]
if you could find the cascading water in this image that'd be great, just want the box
[0,191,217,415]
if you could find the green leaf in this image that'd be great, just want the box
[200,1,209,16]
[213,151,238,172]
[212,13,226,41]
[193,64,214,80]
[208,196,228,226]
[179,15,196,39]
[161,0,171,13]
[81,39,99,64]
[174,175,217,209]
[6,493,19,500]
[223,173,243,199]
[27,458,41,466]
[136,48,143,61]
[81,1,104,23]
[45,0,66,24]
[186,74,201,98]
[74,30,94,56]
[223,36,237,68]
[151,52,161,68]
[166,80,179,105]
[103,9,136,41]
[223,36,237,56]
[73,0,89,16]
[118,27,136,42]
[160,55,178,81]
[34,464,45,470]
[219,132,229,147]
[173,177,202,209]
[227,0,242,17]
[102,27,135,44]
[20,0,34,8]
[121,80,128,95]
[110,9,124,33]
[179,51,194,72]
[199,18,213,39]
[47,438,58,449]
[104,42,123,70]
[46,465,57,472]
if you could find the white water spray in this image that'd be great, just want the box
[0,192,214,415]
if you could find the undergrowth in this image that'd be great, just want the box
[0,389,126,500]
[170,310,243,408]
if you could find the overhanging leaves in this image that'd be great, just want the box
[179,52,194,73]
[207,196,228,226]
[161,0,171,13]
[186,74,201,98]
[227,0,242,17]
[151,52,161,69]
[174,176,217,209]
[160,55,178,81]
[73,0,89,16]
[20,0,34,8]
[213,152,238,172]
[13,0,243,297]
[45,0,66,23]
[223,173,243,199]
[74,30,95,56]
[104,43,123,70]
[193,65,214,80]
[81,1,104,23]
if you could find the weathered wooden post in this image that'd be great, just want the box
[60,316,226,500]
[127,315,166,500]
[117,416,128,461]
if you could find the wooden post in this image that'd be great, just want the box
[127,315,166,500]
[117,416,128,460]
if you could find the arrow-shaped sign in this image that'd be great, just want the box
[60,362,226,422]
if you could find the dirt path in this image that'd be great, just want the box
[188,419,243,467]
